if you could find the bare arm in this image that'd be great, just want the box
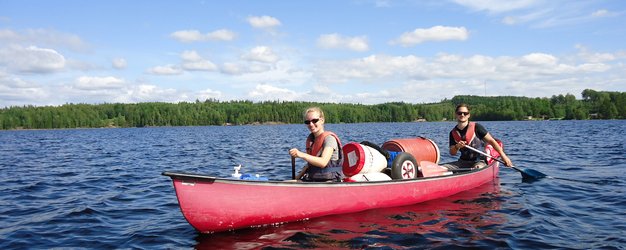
[482,133,513,167]
[289,146,334,168]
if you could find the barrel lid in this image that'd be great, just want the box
[342,142,366,176]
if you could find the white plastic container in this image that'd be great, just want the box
[342,142,388,177]
[346,172,393,182]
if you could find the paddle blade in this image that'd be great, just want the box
[514,166,547,181]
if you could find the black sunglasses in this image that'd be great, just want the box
[304,118,320,125]
[456,112,469,116]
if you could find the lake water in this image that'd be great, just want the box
[0,120,624,249]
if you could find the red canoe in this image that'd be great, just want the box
[163,161,499,233]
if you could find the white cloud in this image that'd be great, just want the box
[0,74,48,106]
[73,76,126,90]
[575,45,617,63]
[316,54,424,83]
[462,1,618,28]
[520,53,558,66]
[501,8,551,25]
[220,62,244,75]
[180,50,217,71]
[112,58,127,69]
[0,29,19,41]
[0,28,89,52]
[242,46,279,63]
[247,15,282,29]
[315,51,614,85]
[391,26,469,46]
[590,9,618,18]
[592,9,609,17]
[247,84,299,101]
[170,29,236,42]
[317,33,369,52]
[147,65,183,75]
[60,82,212,104]
[0,45,66,73]
[196,88,222,100]
[453,0,538,13]
[125,84,181,103]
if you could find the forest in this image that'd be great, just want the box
[0,89,624,130]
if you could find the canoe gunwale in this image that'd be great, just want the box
[162,163,493,187]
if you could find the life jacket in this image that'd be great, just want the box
[304,131,344,181]
[451,122,484,161]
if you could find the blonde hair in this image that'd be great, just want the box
[303,107,324,119]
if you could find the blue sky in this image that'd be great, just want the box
[1,0,625,107]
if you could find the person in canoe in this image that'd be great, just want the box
[442,103,513,170]
[289,107,345,182]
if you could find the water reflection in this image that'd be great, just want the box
[195,180,504,249]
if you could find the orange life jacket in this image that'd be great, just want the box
[451,122,476,144]
[303,131,344,182]
[450,122,484,161]
[306,131,342,156]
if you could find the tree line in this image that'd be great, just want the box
[0,89,623,130]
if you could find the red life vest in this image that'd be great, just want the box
[303,131,344,182]
[451,122,484,161]
[306,131,342,156]
[451,122,476,144]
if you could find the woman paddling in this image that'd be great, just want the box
[289,107,344,182]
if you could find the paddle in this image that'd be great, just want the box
[291,156,296,180]
[463,145,547,181]
[291,157,310,180]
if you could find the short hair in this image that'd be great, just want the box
[455,103,471,112]
[304,107,324,119]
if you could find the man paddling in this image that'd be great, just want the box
[442,103,513,169]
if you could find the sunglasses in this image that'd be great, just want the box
[456,112,470,116]
[304,118,320,125]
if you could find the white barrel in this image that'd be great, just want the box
[342,142,388,177]
[346,172,392,182]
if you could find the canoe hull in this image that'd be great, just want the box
[164,162,499,233]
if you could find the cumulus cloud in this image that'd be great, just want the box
[125,84,181,103]
[0,73,48,106]
[242,46,279,63]
[112,58,127,69]
[147,65,183,75]
[315,52,612,85]
[317,33,369,52]
[170,29,236,42]
[0,45,66,73]
[247,84,299,101]
[197,88,222,100]
[219,62,273,75]
[391,26,469,46]
[247,15,282,29]
[575,45,617,63]
[180,50,217,71]
[73,76,126,90]
[60,81,214,105]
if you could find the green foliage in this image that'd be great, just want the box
[0,89,623,130]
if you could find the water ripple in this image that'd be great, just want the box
[0,121,624,248]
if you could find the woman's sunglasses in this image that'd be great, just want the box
[456,112,469,116]
[304,118,320,125]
